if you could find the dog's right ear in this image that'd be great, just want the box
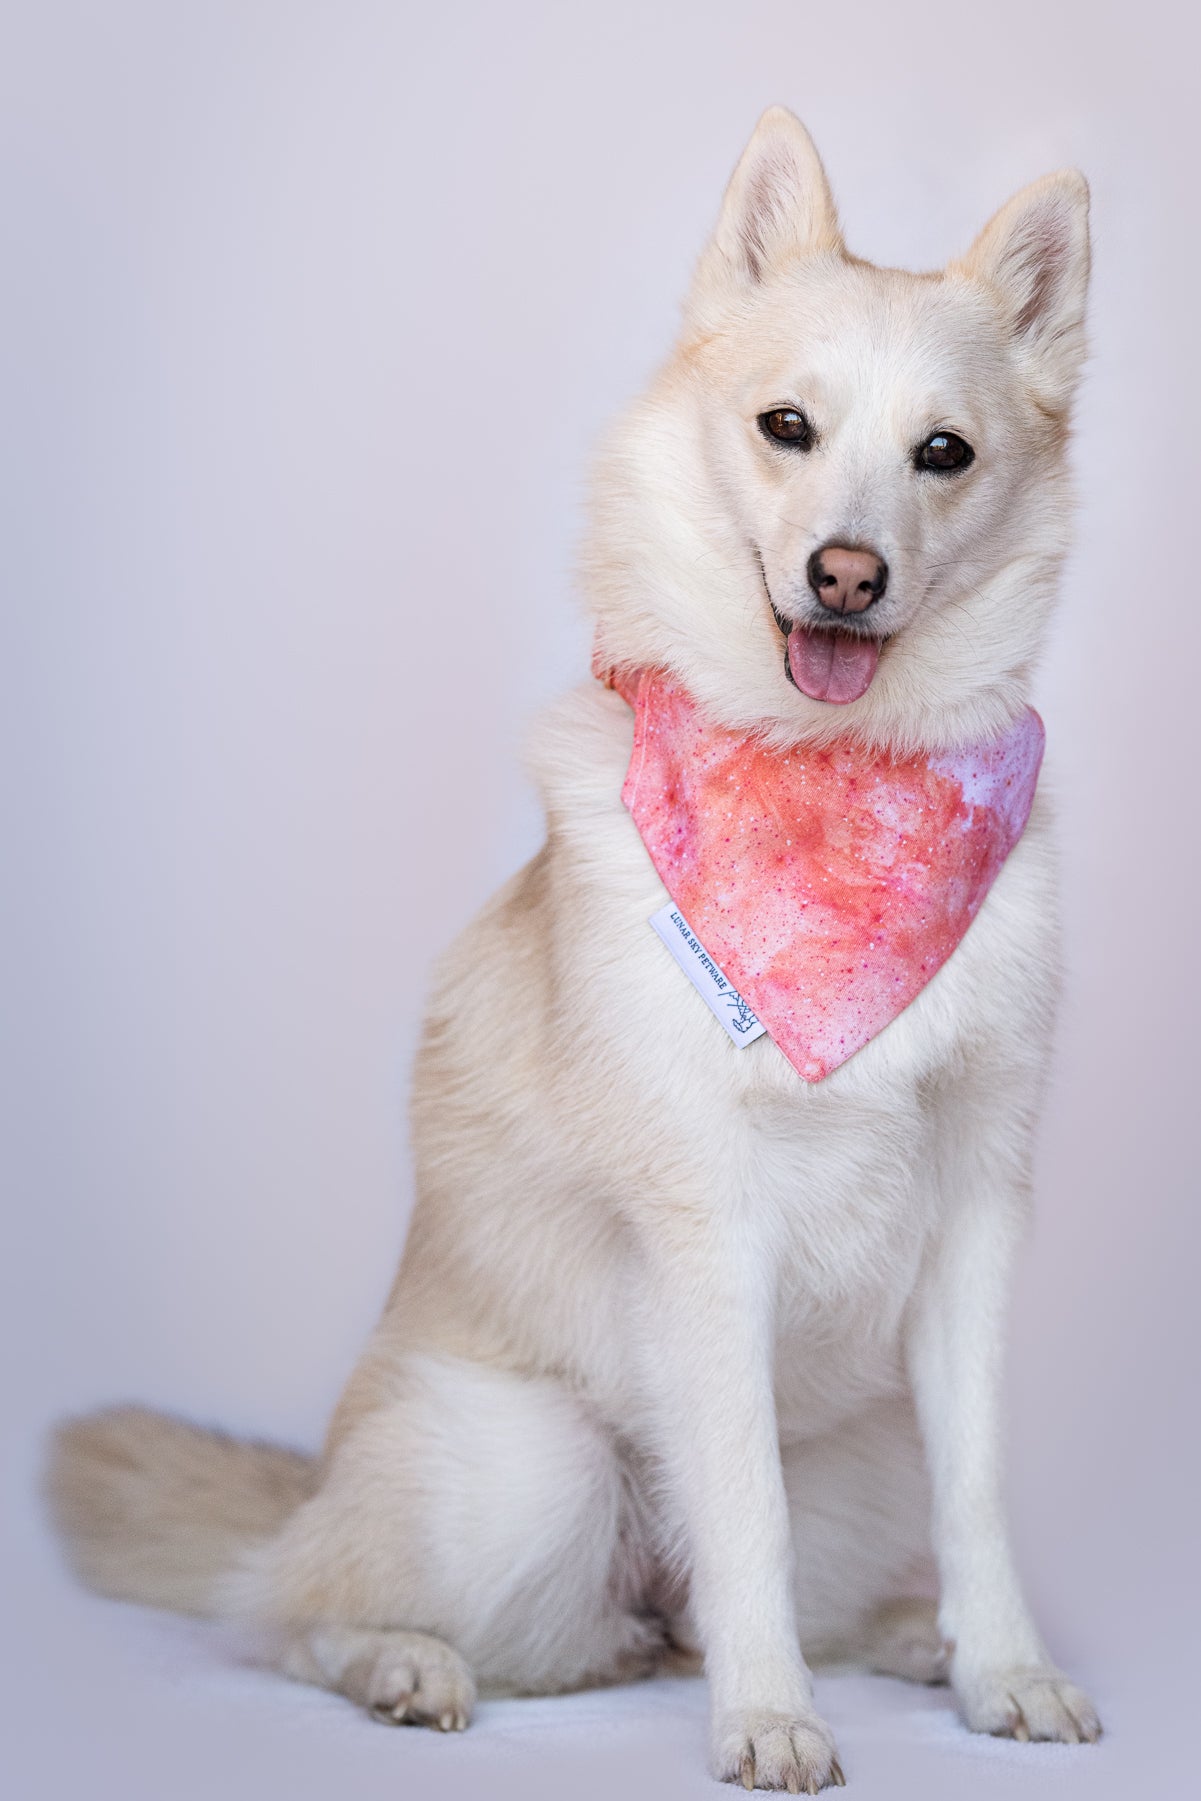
[685,108,844,331]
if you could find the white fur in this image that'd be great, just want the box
[47,109,1099,1791]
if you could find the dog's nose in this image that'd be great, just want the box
[806,545,888,613]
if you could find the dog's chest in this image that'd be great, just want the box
[727,1058,935,1428]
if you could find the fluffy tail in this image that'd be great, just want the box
[45,1405,318,1616]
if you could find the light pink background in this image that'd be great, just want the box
[2,3,1196,1796]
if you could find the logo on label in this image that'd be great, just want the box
[648,905,767,1049]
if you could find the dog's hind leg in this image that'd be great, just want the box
[227,1351,658,1723]
[783,1394,945,1681]
[279,1623,477,1729]
[859,1597,948,1684]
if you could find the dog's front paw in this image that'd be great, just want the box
[955,1664,1101,1744]
[712,1708,844,1792]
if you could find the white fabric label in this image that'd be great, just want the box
[649,904,767,1047]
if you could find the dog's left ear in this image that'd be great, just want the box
[952,171,1091,410]
[685,108,844,332]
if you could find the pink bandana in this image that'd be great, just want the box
[605,665,1044,1081]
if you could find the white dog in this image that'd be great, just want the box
[49,108,1100,1792]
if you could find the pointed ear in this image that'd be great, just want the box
[685,108,844,328]
[951,170,1091,409]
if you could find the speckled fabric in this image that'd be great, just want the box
[608,666,1044,1081]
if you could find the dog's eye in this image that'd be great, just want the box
[759,408,814,450]
[917,431,975,473]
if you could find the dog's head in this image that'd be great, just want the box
[587,108,1090,751]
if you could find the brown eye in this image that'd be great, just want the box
[917,431,974,473]
[759,408,814,449]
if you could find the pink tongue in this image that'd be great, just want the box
[788,626,880,704]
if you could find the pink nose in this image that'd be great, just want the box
[807,545,888,613]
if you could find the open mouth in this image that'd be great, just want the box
[770,602,885,706]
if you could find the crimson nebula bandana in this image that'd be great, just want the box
[603,664,1044,1081]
